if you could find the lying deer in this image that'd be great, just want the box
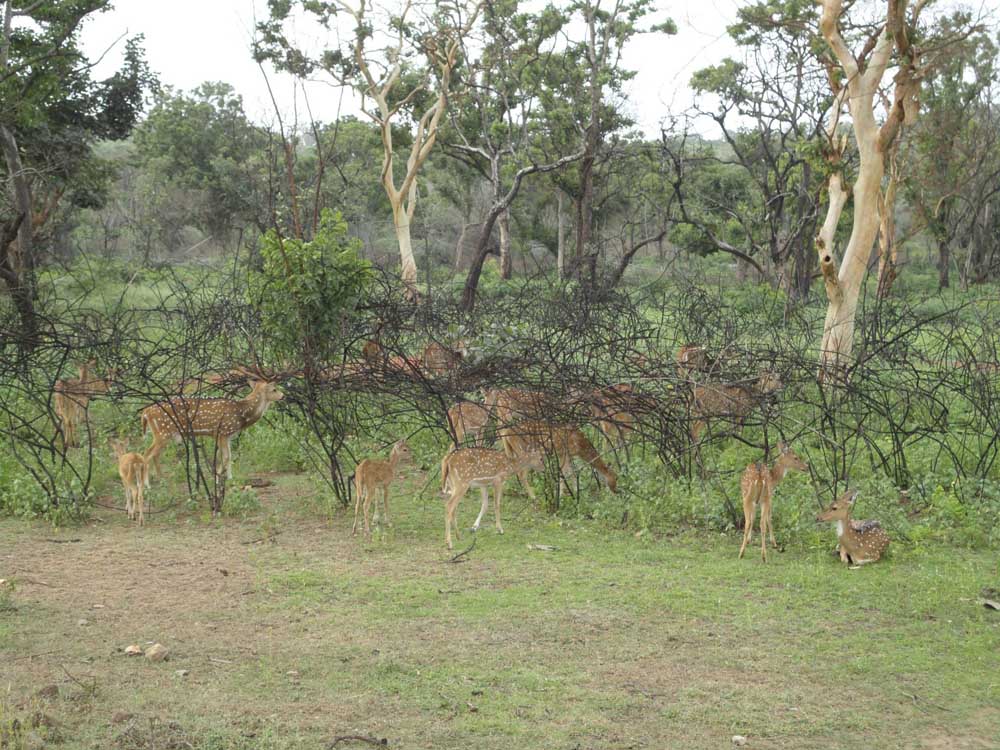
[440,447,545,549]
[690,371,781,440]
[739,442,808,562]
[817,489,891,565]
[54,361,115,448]
[447,401,491,449]
[352,439,413,537]
[112,439,149,526]
[422,341,464,377]
[141,379,284,481]
[498,420,618,499]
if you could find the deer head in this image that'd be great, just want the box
[817,489,859,523]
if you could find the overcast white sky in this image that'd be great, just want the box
[80,0,752,135]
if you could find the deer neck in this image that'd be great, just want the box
[769,460,789,485]
[387,449,402,477]
[240,389,271,428]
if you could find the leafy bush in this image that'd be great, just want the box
[249,210,371,362]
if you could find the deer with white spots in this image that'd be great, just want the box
[140,380,284,481]
[817,489,891,565]
[53,360,115,448]
[497,420,618,500]
[689,371,781,440]
[440,447,545,550]
[352,439,413,537]
[447,401,491,449]
[112,439,149,526]
[738,442,808,562]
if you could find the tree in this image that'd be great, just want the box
[904,17,999,289]
[0,2,152,345]
[679,2,830,299]
[257,0,482,298]
[813,0,976,375]
[443,0,583,309]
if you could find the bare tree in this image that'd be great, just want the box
[257,0,481,298]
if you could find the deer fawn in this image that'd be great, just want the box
[141,380,284,481]
[352,439,413,537]
[447,402,491,448]
[817,489,891,565]
[739,442,808,562]
[440,447,545,549]
[54,360,115,448]
[498,420,618,499]
[112,439,149,526]
[690,371,781,440]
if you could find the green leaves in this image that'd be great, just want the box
[250,210,372,362]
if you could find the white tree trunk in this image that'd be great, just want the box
[498,209,511,279]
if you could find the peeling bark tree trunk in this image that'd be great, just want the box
[877,143,902,298]
[498,209,512,279]
[557,191,565,279]
[816,0,922,377]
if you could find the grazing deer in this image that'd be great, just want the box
[141,380,284,481]
[498,420,618,499]
[54,361,115,448]
[447,401,491,448]
[690,371,781,440]
[352,439,413,537]
[440,447,545,550]
[112,439,149,526]
[738,442,808,562]
[817,489,891,565]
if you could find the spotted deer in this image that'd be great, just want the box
[112,439,149,526]
[447,401,491,448]
[352,439,413,537]
[484,388,551,427]
[586,383,638,446]
[689,371,781,440]
[738,442,808,562]
[422,341,464,377]
[141,380,284,481]
[53,361,115,448]
[498,420,618,499]
[440,447,545,549]
[676,344,714,381]
[817,489,891,565]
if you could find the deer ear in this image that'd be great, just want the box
[847,489,859,505]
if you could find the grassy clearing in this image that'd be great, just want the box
[1,469,999,750]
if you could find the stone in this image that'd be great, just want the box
[123,644,143,656]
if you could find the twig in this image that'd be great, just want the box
[240,531,281,545]
[61,664,96,696]
[327,736,388,748]
[446,535,476,563]
[43,538,82,544]
[10,650,57,662]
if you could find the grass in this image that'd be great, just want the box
[1,467,999,750]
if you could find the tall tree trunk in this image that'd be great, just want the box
[461,210,502,311]
[391,200,418,293]
[557,191,565,278]
[498,209,512,279]
[938,236,951,289]
[0,124,37,347]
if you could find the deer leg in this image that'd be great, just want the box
[445,483,466,550]
[382,486,391,528]
[363,491,374,537]
[759,496,770,563]
[352,481,363,536]
[472,486,488,531]
[223,436,233,479]
[738,502,755,559]
[767,501,778,549]
[493,480,504,534]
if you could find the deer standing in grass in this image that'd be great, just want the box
[498,420,618,500]
[689,371,781,440]
[352,439,413,537]
[440,447,545,549]
[447,402,491,448]
[817,489,891,565]
[739,442,808,562]
[141,380,284,481]
[54,360,115,448]
[112,439,149,526]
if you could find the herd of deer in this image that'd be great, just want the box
[51,340,890,564]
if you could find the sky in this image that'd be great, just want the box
[79,0,750,135]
